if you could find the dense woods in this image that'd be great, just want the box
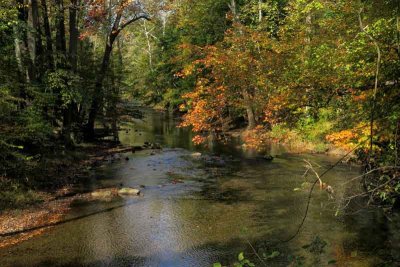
[0,0,399,209]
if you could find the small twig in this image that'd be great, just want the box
[304,160,323,188]
[342,166,400,185]
[358,6,381,161]
[246,239,267,267]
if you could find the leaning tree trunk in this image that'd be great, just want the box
[86,32,118,140]
[84,5,149,140]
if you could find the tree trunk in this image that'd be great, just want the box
[228,0,237,19]
[13,25,28,109]
[396,11,400,60]
[143,20,153,70]
[246,106,256,130]
[61,0,80,146]
[84,5,148,140]
[40,0,54,69]
[244,91,256,129]
[304,13,312,114]
[86,33,118,140]
[69,0,79,71]
[29,0,43,71]
[15,0,36,83]
[53,0,70,143]
[55,0,67,60]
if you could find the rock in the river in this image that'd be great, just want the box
[204,156,226,167]
[132,146,144,152]
[190,152,202,159]
[151,143,162,149]
[263,155,274,161]
[118,187,140,196]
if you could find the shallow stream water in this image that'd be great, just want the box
[1,108,399,267]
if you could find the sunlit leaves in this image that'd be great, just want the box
[179,23,276,143]
[0,0,18,31]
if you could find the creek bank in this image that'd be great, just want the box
[222,127,355,158]
[0,141,157,249]
[0,185,142,249]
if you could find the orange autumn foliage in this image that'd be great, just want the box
[179,23,276,144]
[326,123,372,151]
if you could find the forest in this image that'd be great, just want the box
[0,0,400,266]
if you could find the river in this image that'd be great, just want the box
[0,108,399,266]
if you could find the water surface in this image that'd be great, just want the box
[1,108,398,267]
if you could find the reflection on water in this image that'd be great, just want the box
[0,108,398,267]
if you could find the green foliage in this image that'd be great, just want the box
[45,70,83,107]
[265,250,280,260]
[302,236,327,255]
[0,0,17,31]
[214,252,255,267]
[124,0,230,108]
[0,181,43,209]
[240,0,287,35]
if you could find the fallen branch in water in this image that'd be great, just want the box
[281,143,363,243]
[303,159,334,198]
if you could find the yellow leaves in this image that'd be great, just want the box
[179,104,186,112]
[263,91,290,125]
[176,64,195,78]
[325,122,372,151]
